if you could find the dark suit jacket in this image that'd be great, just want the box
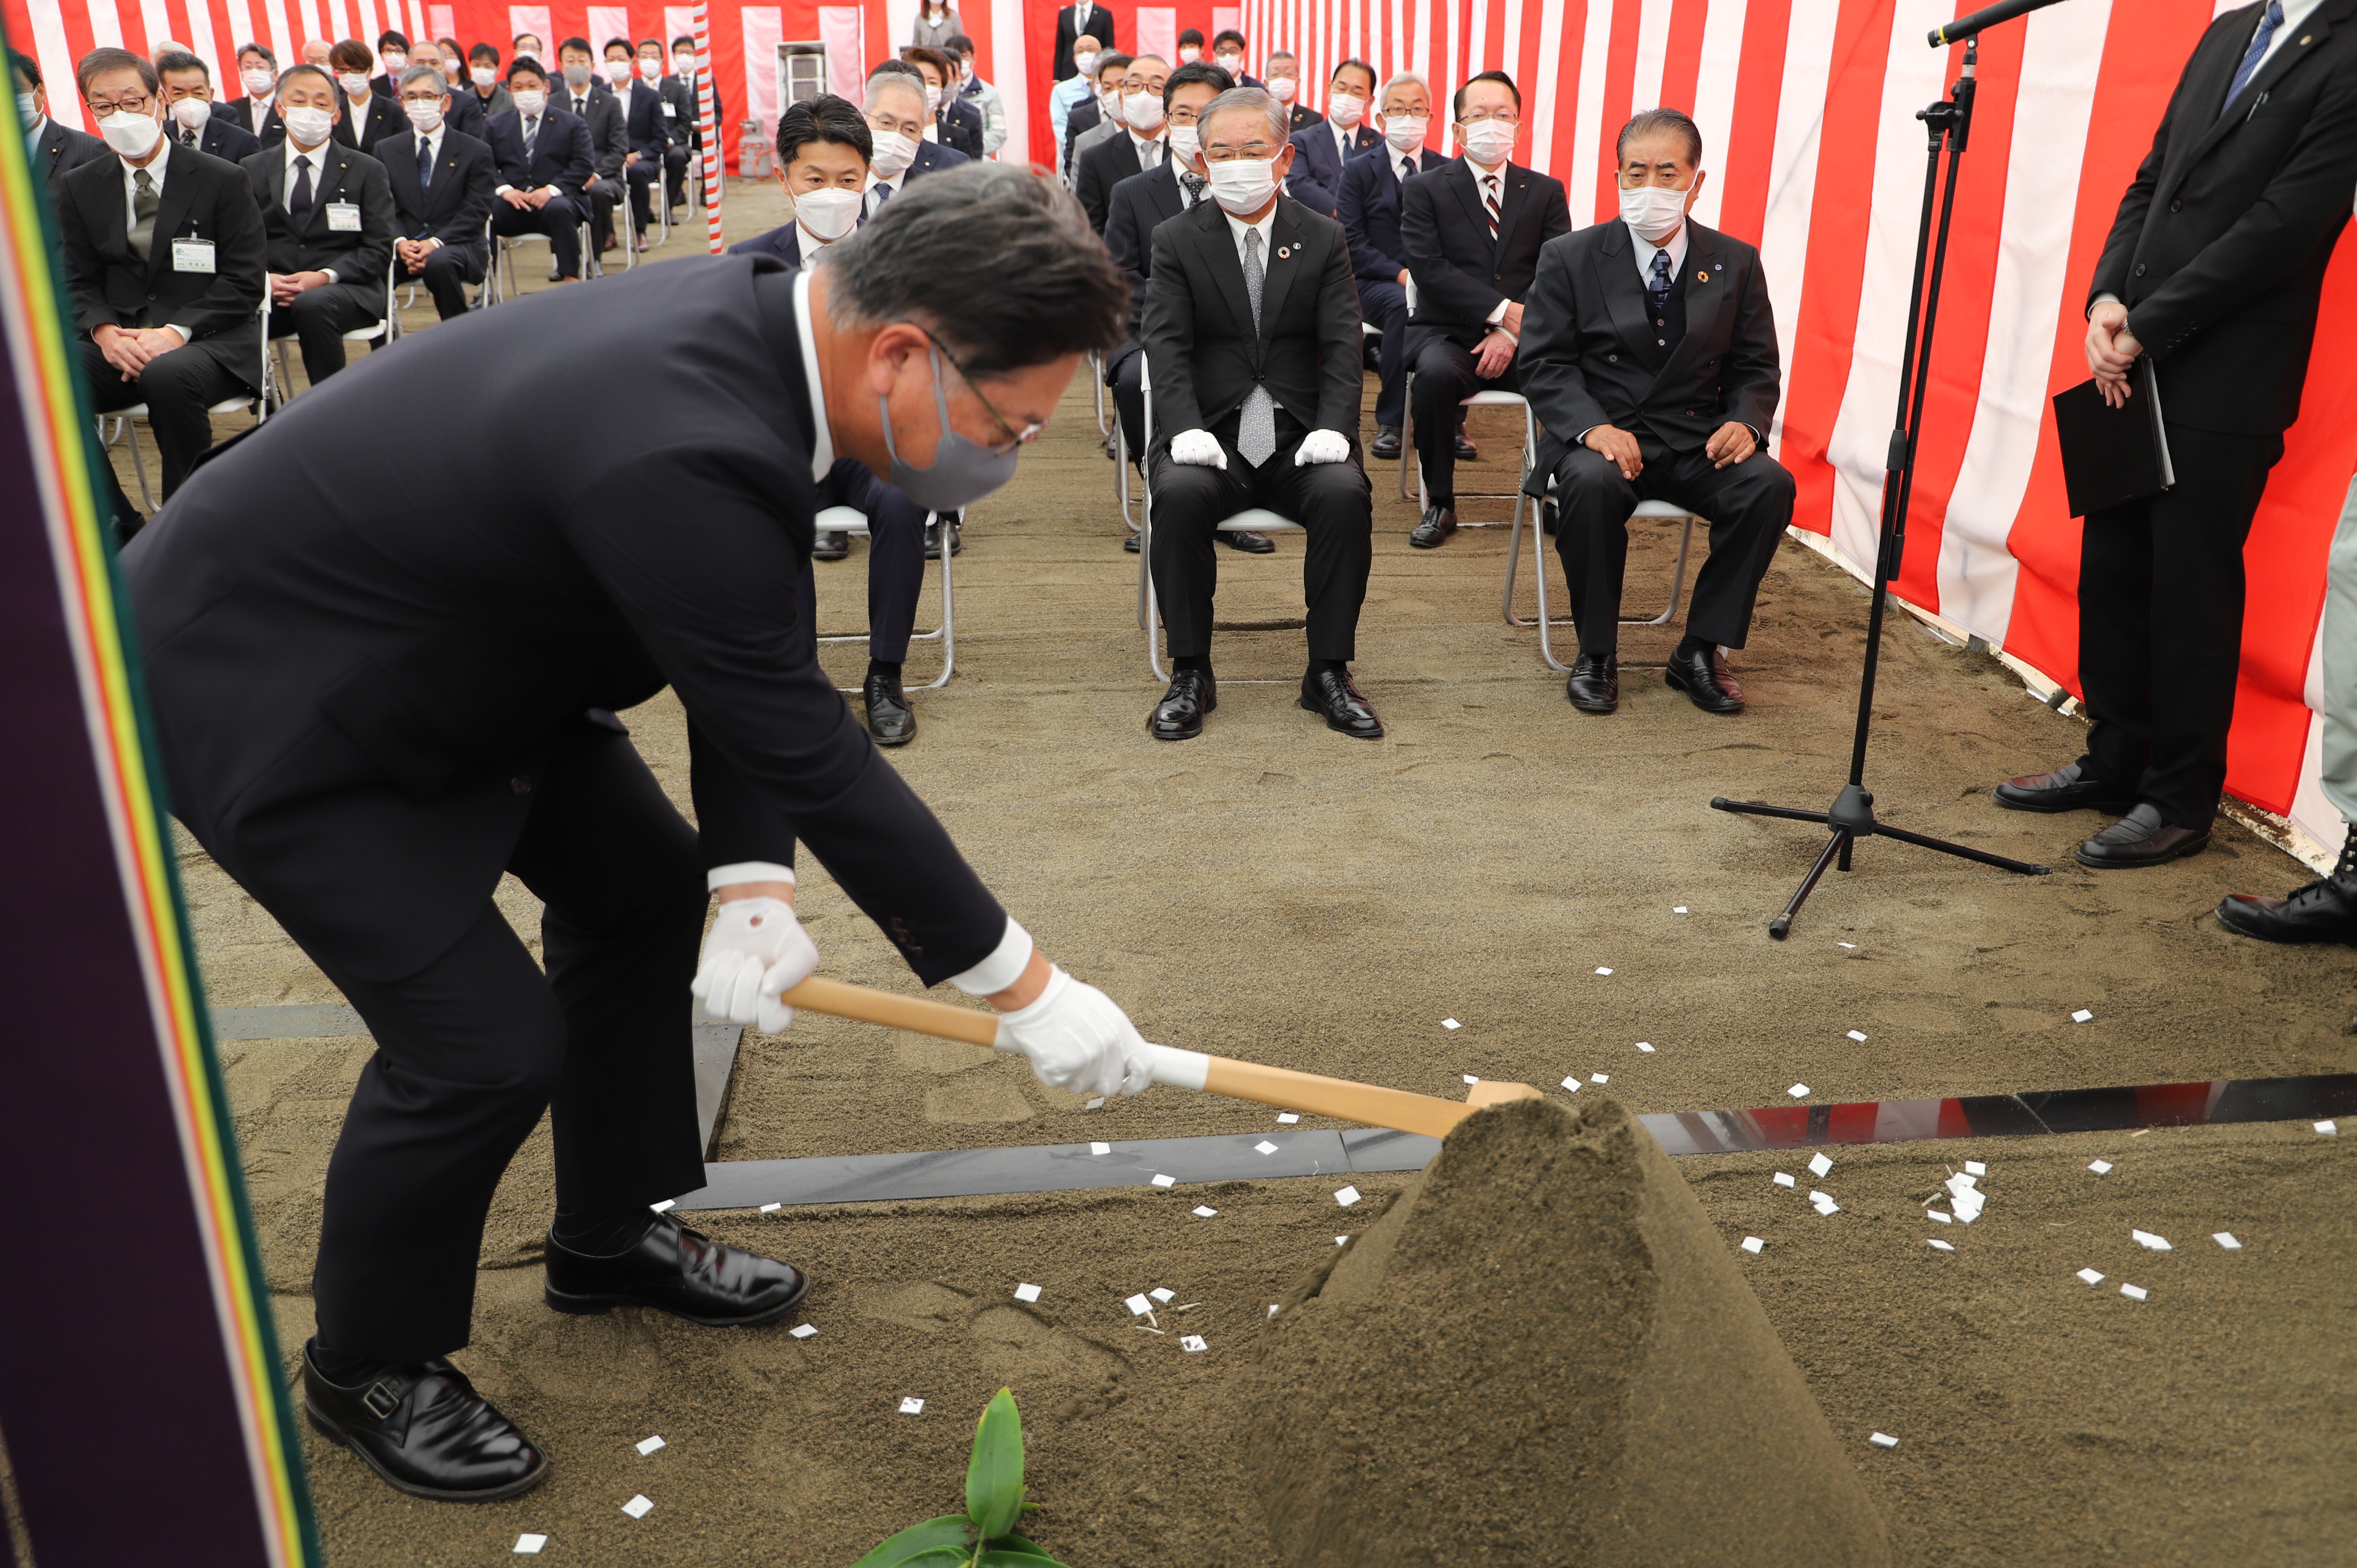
[1104,159,1192,342]
[1285,169,1338,221]
[1141,196,1365,460]
[444,88,488,142]
[1061,94,1101,175]
[555,86,628,182]
[32,116,110,199]
[905,138,968,181]
[1401,157,1571,354]
[54,143,268,391]
[214,96,267,134]
[1338,146,1446,286]
[615,78,670,160]
[377,127,496,255]
[657,74,695,146]
[1076,128,1148,233]
[729,222,809,263]
[177,113,262,166]
[119,257,1006,987]
[484,106,597,202]
[1519,219,1781,477]
[1287,103,1321,133]
[936,97,984,160]
[302,92,406,155]
[1054,2,1120,81]
[1289,118,1380,193]
[662,73,720,149]
[242,141,397,301]
[2091,0,2357,435]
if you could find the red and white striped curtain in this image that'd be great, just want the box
[17,0,2356,838]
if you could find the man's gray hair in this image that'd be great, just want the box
[398,62,449,96]
[818,161,1129,376]
[863,69,925,113]
[1197,85,1287,148]
[1380,70,1427,103]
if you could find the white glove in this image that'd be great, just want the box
[690,897,819,1035]
[993,965,1153,1099]
[1169,428,1228,468]
[1294,428,1350,465]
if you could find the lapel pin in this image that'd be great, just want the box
[1696,270,1710,284]
[1277,244,1291,258]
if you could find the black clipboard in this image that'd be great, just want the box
[2052,357,2173,519]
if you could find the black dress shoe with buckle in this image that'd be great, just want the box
[1993,760,2134,813]
[1151,667,1215,740]
[1410,506,1457,549]
[863,668,915,747]
[2075,802,2210,870]
[1220,528,1277,554]
[2218,828,2357,943]
[811,530,851,562]
[543,1212,810,1326]
[1300,667,1384,739]
[1664,646,1745,713]
[1567,653,1618,713]
[302,1344,549,1502]
[1369,424,1402,461]
[1453,429,1478,461]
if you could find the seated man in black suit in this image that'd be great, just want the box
[1340,70,1448,461]
[156,50,262,164]
[220,42,281,135]
[14,49,110,201]
[1400,69,1570,549]
[1143,87,1379,743]
[667,33,720,175]
[242,64,397,387]
[1075,51,1170,233]
[638,37,692,212]
[483,58,594,283]
[861,61,967,219]
[325,39,405,154]
[379,63,496,321]
[1264,50,1317,131]
[457,42,511,139]
[56,46,267,536]
[1290,57,1379,193]
[370,29,409,98]
[602,37,669,250]
[902,46,983,160]
[1521,109,1790,717]
[552,39,628,259]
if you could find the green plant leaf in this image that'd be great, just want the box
[847,1516,976,1568]
[964,1388,1026,1541]
[974,1552,1069,1568]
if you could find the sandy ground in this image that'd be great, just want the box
[140,178,2357,1565]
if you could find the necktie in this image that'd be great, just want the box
[1649,250,1673,343]
[1141,139,1159,168]
[288,155,314,231]
[523,116,539,161]
[1400,155,1414,184]
[182,125,199,147]
[418,134,434,189]
[1481,174,1500,241]
[129,167,159,261]
[1237,228,1277,467]
[872,181,891,208]
[2223,0,2284,116]
[1180,170,1206,206]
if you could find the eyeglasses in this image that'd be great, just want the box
[1201,142,1278,163]
[86,92,155,116]
[1458,109,1520,125]
[913,325,1041,455]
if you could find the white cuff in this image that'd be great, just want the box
[948,917,1035,996]
[1486,297,1511,325]
[708,861,795,891]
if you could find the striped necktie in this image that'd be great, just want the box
[1480,172,1500,241]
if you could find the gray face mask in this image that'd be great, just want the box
[878,347,1020,511]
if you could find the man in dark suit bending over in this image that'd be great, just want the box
[1520,108,1790,718]
[1143,87,1379,743]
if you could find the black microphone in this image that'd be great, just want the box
[1929,0,2068,47]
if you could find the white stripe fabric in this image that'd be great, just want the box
[1757,0,1840,445]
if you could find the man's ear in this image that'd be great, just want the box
[1686,168,1707,211]
[1273,140,1295,180]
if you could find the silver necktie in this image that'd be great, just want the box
[1237,228,1276,467]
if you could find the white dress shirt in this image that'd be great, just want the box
[118,147,189,345]
[1630,220,1690,292]
[1468,159,1514,329]
[2249,0,2324,80]
[864,168,909,218]
[792,267,834,480]
[1129,129,1164,170]
[1223,204,1276,270]
[279,135,341,283]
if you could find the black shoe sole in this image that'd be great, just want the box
[2074,832,2211,870]
[1568,694,1618,714]
[1993,791,2136,815]
[543,1268,811,1327]
[1662,668,1743,714]
[1408,531,1452,549]
[869,723,914,747]
[1150,720,1204,740]
[2213,902,2357,944]
[1298,696,1383,739]
[304,1403,552,1502]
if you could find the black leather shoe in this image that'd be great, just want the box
[1453,429,1478,461]
[1664,646,1745,713]
[303,1344,548,1502]
[1222,529,1277,554]
[1123,532,1142,553]
[1993,760,2133,814]
[925,515,963,559]
[1567,653,1618,713]
[1369,424,1402,461]
[543,1212,810,1326]
[2218,879,2357,944]
[1151,667,1215,740]
[2075,803,2210,870]
[1410,506,1457,548]
[863,669,915,746]
[1300,667,1384,739]
[811,530,850,562]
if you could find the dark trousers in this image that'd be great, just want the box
[1359,279,1409,427]
[1409,334,1519,507]
[1149,437,1373,662]
[627,157,661,232]
[310,727,708,1360]
[1551,435,1794,657]
[794,458,927,663]
[412,240,486,320]
[2075,422,2282,829]
[586,181,619,252]
[80,336,248,523]
[271,280,383,386]
[661,144,690,207]
[1109,343,1145,466]
[492,193,582,279]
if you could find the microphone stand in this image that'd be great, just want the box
[1712,33,2050,938]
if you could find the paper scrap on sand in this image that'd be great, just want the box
[1637,1042,1656,1053]
[1192,1205,1219,1217]
[1560,1076,1582,1092]
[1674,906,1689,913]
[1151,1174,1176,1188]
[1125,1294,1152,1315]
[790,1323,817,1339]
[1180,1335,1208,1352]
[1739,1236,1764,1254]
[1277,1113,1300,1124]
[759,1202,781,1213]
[1869,1433,1899,1449]
[1014,1283,1041,1303]
[1462,1075,1480,1084]
[1090,1142,1112,1156]
[1788,1084,1810,1098]
[636,1435,665,1456]
[2131,1229,2172,1251]
[2317,1120,2339,1136]
[1596,968,1614,976]
[2088,1160,2113,1174]
[1773,1172,1796,1188]
[1255,1140,1279,1155]
[2120,1284,2148,1301]
[1590,1072,1609,1084]
[1837,941,1857,949]
[1846,1030,1868,1042]
[1084,1096,1105,1110]
[1151,1287,1175,1303]
[2214,1232,2243,1250]
[2077,1268,2105,1285]
[1808,1153,1833,1178]
[1927,1238,1955,1252]
[622,1495,654,1518]
[1964,1161,1986,1176]
[899,1398,924,1415]
[1334,1186,1362,1207]
[1441,1019,1461,1030]
[514,1535,548,1555]
[2072,1009,2094,1023]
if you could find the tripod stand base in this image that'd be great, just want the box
[1713,786,2049,940]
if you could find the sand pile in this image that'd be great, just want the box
[1244,1095,1889,1567]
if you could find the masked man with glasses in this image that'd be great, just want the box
[376,63,497,321]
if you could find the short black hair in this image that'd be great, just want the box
[512,33,541,49]
[1095,53,1133,77]
[376,30,408,51]
[76,46,159,97]
[470,43,501,66]
[944,33,975,55]
[237,42,275,67]
[1177,28,1204,46]
[1617,106,1702,166]
[1331,58,1376,94]
[275,62,334,99]
[777,91,871,167]
[1453,69,1520,120]
[637,37,665,54]
[672,35,696,50]
[603,36,633,56]
[8,48,39,88]
[1212,29,1246,49]
[155,49,209,80]
[557,36,594,61]
[1163,59,1232,108]
[507,57,548,86]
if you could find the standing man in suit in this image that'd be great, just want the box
[15,50,110,201]
[861,62,968,221]
[55,47,266,535]
[1520,109,1790,718]
[1399,70,1571,549]
[1143,87,1379,743]
[156,50,262,164]
[1290,58,1380,192]
[369,31,409,98]
[1078,53,1169,233]
[1265,50,1317,131]
[324,39,405,154]
[603,38,669,252]
[218,43,281,135]
[484,58,594,283]
[1999,0,2357,870]
[553,39,628,259]
[1055,0,1118,84]
[640,37,692,214]
[1339,71,1448,461]
[903,46,984,160]
[380,63,496,321]
[242,65,396,388]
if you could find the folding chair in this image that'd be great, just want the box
[496,219,597,295]
[99,304,273,512]
[270,257,397,397]
[1134,357,1305,682]
[810,503,958,690]
[1502,493,1703,672]
[1395,278,1535,525]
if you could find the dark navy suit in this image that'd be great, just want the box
[1338,146,1446,427]
[176,109,262,165]
[483,105,595,277]
[1290,118,1380,197]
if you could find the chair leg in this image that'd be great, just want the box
[1141,476,1165,680]
[1624,514,1699,627]
[1534,506,1569,672]
[1397,371,1416,501]
[1116,416,1137,535]
[124,417,156,512]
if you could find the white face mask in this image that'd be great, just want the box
[640,57,663,79]
[241,67,278,96]
[793,185,863,241]
[170,96,211,130]
[673,53,695,74]
[1177,46,1200,63]
[380,52,407,71]
[1328,91,1365,127]
[1214,53,1243,73]
[1618,180,1691,245]
[510,90,546,116]
[1207,155,1277,215]
[1168,123,1201,165]
[1458,117,1516,166]
[97,107,163,159]
[337,72,371,99]
[16,92,36,130]
[922,83,942,114]
[1072,51,1099,77]
[868,127,917,178]
[1379,113,1424,154]
[404,98,444,132]
[1266,76,1296,104]
[470,66,497,88]
[1122,91,1164,132]
[280,104,335,146]
[605,60,634,86]
[1098,87,1121,120]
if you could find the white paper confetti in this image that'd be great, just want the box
[790,1323,817,1339]
[1150,1174,1176,1188]
[1674,906,1689,913]
[1809,1189,1833,1205]
[1267,1303,1280,1316]
[1636,1042,1656,1053]
[1014,1283,1041,1303]
[1335,1235,1349,1245]
[1813,1199,1841,1216]
[2120,1284,2148,1301]
[1950,1171,1979,1190]
[1150,1287,1175,1303]
[1964,1161,1986,1176]
[1595,967,1614,976]
[1180,1335,1208,1353]
[2214,1232,2242,1250]
[1773,1172,1796,1188]
[1808,1153,1833,1178]
[1090,1141,1112,1156]
[2071,1009,2094,1023]
[649,1199,676,1214]
[1255,1140,1279,1155]
[1846,1030,1868,1043]
[1125,1293,1152,1315]
[514,1535,548,1555]
[2131,1229,2172,1251]
[2317,1120,2339,1136]
[1334,1186,1362,1208]
[1559,1076,1582,1092]
[2087,1160,2113,1174]
[622,1495,654,1518]
[1868,1432,1899,1449]
[1788,1084,1810,1098]
[1192,1205,1218,1218]
[1740,1236,1764,1254]
[2076,1268,2105,1285]
[1837,941,1857,949]
[1441,1018,1461,1030]
[1277,1113,1300,1124]
[898,1398,925,1416]
[1927,1238,1955,1252]
[1927,1209,1952,1224]
[1083,1096,1105,1110]
[759,1202,782,1213]
[635,1435,665,1456]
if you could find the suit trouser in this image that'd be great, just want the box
[2317,477,2357,824]
[309,726,708,1360]
[2075,422,2282,829]
[273,280,383,386]
[1149,439,1373,662]
[1551,436,1794,657]
[80,336,248,523]
[627,157,661,231]
[415,241,486,320]
[662,143,690,206]
[1108,343,1145,467]
[586,180,620,250]
[492,193,583,278]
[794,459,927,663]
[1359,279,1409,427]
[1409,335,1518,508]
